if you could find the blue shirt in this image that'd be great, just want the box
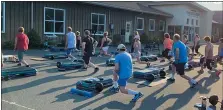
[66,32,76,49]
[115,52,133,79]
[172,41,188,63]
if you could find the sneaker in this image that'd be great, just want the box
[167,78,175,82]
[190,82,198,88]
[26,65,30,67]
[131,92,144,102]
[94,67,99,73]
[17,63,21,66]
[109,87,119,93]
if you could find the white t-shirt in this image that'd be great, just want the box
[66,32,76,48]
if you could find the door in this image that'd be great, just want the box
[125,21,132,43]
[189,27,195,41]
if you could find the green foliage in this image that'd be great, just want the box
[2,41,14,49]
[26,29,41,49]
[140,33,149,44]
[112,34,122,45]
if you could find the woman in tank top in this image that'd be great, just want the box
[160,33,173,62]
[99,31,112,57]
[76,31,81,50]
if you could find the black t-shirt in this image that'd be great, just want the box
[83,36,95,55]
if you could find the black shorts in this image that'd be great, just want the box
[172,62,186,75]
[192,45,200,54]
[82,53,92,65]
[162,49,171,59]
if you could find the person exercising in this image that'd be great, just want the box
[65,27,77,61]
[99,31,112,57]
[198,36,221,76]
[109,44,143,102]
[167,34,197,88]
[82,30,99,72]
[76,31,82,50]
[192,34,201,56]
[160,33,173,62]
[14,27,30,67]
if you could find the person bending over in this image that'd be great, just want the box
[109,44,143,102]
[81,30,99,72]
[14,27,30,67]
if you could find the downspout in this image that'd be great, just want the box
[31,2,33,29]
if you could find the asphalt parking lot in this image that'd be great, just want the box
[1,45,222,110]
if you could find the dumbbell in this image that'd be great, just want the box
[144,69,166,82]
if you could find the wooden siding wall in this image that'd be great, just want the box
[2,1,166,43]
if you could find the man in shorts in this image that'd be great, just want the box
[109,44,143,102]
[81,30,99,72]
[65,27,77,61]
[198,36,221,76]
[167,34,198,88]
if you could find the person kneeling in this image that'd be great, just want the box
[109,44,143,102]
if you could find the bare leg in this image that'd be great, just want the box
[21,60,29,66]
[88,62,97,68]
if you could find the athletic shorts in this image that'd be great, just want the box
[135,51,141,58]
[67,48,74,55]
[118,78,129,87]
[18,50,26,61]
[162,48,171,59]
[172,62,186,75]
[102,46,109,52]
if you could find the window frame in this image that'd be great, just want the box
[149,19,155,31]
[44,7,66,35]
[159,20,165,31]
[191,19,194,25]
[196,19,198,26]
[1,2,5,33]
[136,17,144,30]
[186,18,189,25]
[91,13,106,36]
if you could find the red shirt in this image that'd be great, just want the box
[16,33,29,50]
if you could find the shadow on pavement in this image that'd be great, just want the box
[93,101,136,110]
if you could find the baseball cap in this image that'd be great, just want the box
[117,44,126,50]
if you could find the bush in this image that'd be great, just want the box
[27,29,41,49]
[140,33,149,44]
[2,41,14,49]
[112,34,122,45]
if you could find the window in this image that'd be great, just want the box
[186,18,189,24]
[191,19,194,25]
[44,7,65,34]
[136,17,144,30]
[1,2,5,33]
[159,20,165,31]
[149,19,155,31]
[91,13,106,35]
[196,20,198,26]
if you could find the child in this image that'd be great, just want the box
[76,31,82,50]
[198,36,221,77]
[65,27,77,61]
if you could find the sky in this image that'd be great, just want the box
[197,2,223,11]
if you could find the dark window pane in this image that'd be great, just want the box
[187,19,189,24]
[1,16,3,31]
[92,24,98,33]
[55,10,64,21]
[98,25,104,34]
[92,14,98,24]
[45,21,54,32]
[150,20,154,30]
[137,19,143,29]
[55,22,64,33]
[1,3,3,17]
[159,21,164,30]
[45,9,54,20]
[99,15,105,24]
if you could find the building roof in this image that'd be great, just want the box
[213,11,223,24]
[83,1,173,17]
[146,1,210,12]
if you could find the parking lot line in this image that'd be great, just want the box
[2,100,35,110]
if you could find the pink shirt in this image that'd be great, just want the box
[163,38,173,50]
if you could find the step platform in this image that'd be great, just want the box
[140,55,158,62]
[133,67,166,82]
[76,77,113,93]
[106,58,115,66]
[57,61,84,71]
[70,88,94,97]
[1,67,37,80]
[43,53,68,60]
[3,55,19,63]
[49,46,66,52]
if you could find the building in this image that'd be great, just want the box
[1,1,213,45]
[1,1,172,44]
[212,11,223,43]
[148,2,214,42]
